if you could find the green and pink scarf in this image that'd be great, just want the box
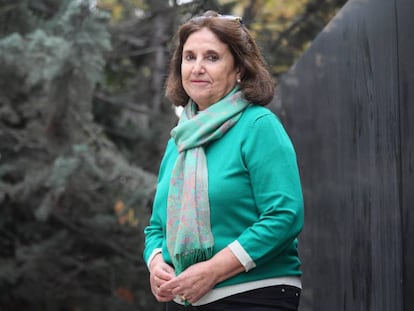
[167,88,249,274]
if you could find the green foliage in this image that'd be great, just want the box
[251,0,348,76]
[0,0,112,101]
[49,1,112,83]
[0,141,157,310]
[25,30,71,85]
[0,1,159,310]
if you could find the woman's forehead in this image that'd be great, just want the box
[183,28,228,50]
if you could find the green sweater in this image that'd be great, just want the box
[144,105,304,288]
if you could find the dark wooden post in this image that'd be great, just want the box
[397,0,414,310]
[273,0,414,310]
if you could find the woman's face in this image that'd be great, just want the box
[181,27,240,110]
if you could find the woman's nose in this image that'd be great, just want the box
[192,59,205,74]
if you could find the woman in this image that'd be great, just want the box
[143,10,304,311]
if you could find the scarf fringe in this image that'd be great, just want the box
[174,247,214,274]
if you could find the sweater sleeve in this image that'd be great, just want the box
[236,112,304,266]
[143,186,165,267]
[143,139,175,266]
[143,215,164,267]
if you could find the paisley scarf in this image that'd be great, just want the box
[167,88,249,274]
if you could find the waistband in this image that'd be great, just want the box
[173,276,302,306]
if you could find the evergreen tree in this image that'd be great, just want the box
[0,1,158,310]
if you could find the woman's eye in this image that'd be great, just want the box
[184,54,195,61]
[207,55,219,61]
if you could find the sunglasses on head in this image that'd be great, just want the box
[190,14,243,25]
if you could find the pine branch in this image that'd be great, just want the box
[271,0,323,51]
[51,212,143,264]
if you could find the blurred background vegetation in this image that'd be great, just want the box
[0,0,346,310]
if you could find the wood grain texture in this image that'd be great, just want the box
[396,0,414,310]
[272,0,414,310]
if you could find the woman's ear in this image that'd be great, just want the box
[236,66,244,81]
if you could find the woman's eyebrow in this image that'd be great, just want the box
[182,49,220,56]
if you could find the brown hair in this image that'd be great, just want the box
[165,10,275,107]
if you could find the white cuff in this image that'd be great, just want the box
[228,240,256,272]
[146,248,162,270]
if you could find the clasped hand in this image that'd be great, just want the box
[149,254,217,305]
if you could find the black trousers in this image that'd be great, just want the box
[165,285,301,311]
